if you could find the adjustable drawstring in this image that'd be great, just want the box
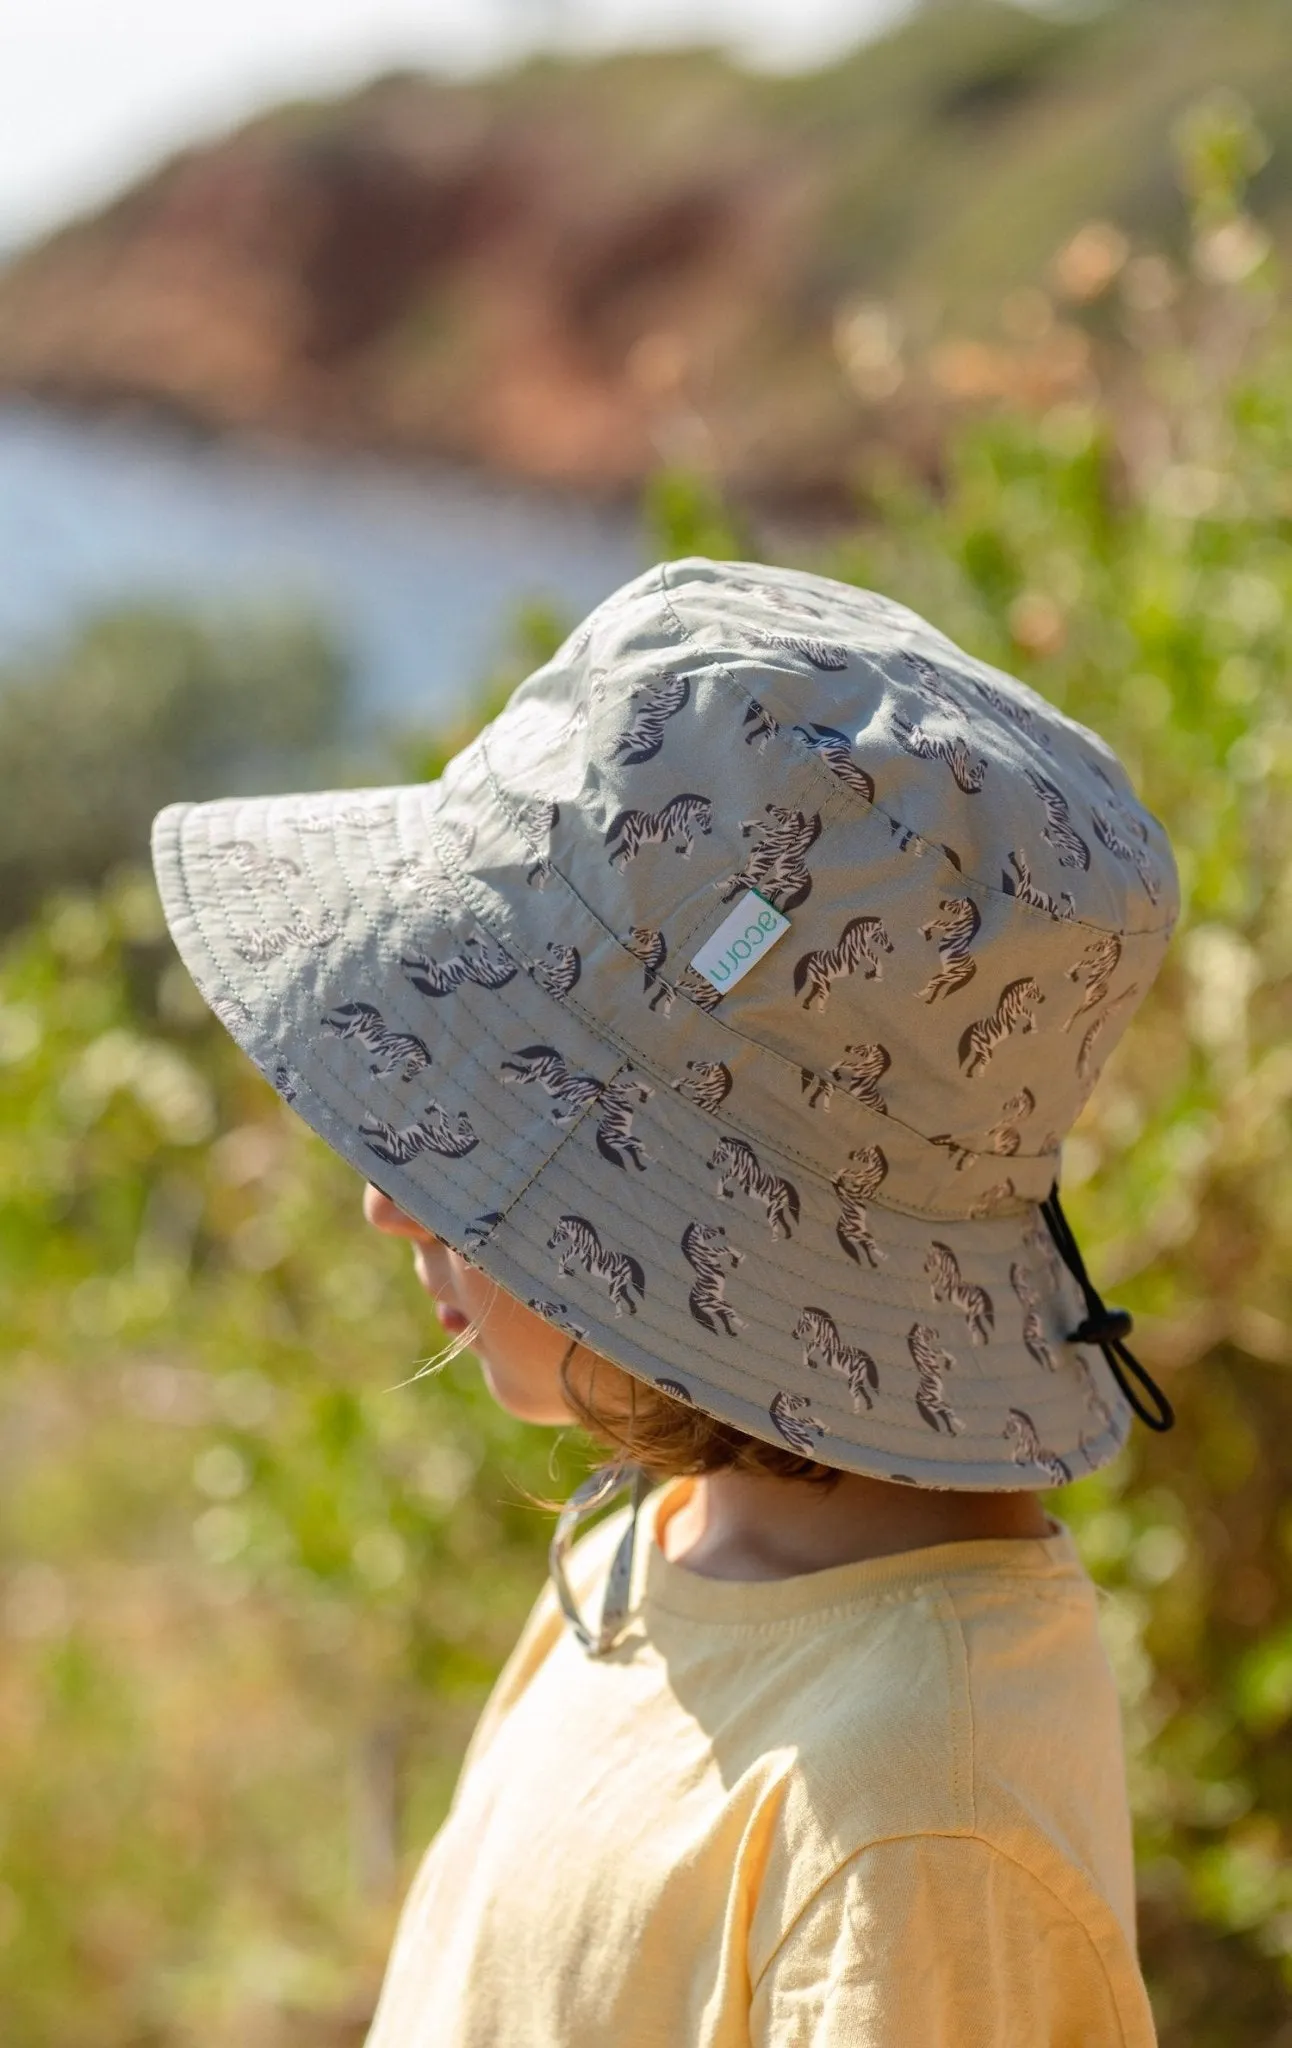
[549,1461,651,1657]
[1039,1182,1174,1433]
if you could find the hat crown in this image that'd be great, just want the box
[435,557,1176,1221]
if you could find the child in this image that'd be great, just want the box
[152,557,1177,2044]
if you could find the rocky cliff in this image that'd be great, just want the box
[0,0,1287,509]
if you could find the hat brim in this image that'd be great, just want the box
[152,782,1130,1490]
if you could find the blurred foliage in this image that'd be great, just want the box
[4,79,1292,2048]
[0,607,353,934]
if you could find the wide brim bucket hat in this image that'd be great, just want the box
[152,557,1178,1491]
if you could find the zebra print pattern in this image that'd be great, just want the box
[1026,771,1091,871]
[905,1324,963,1435]
[527,1300,588,1343]
[500,1048,652,1168]
[403,936,517,997]
[968,1179,1017,1218]
[832,1145,888,1268]
[230,909,339,961]
[769,1390,826,1453]
[799,1041,890,1113]
[768,633,850,671]
[917,897,980,1003]
[794,1307,879,1412]
[958,979,1045,1078]
[528,943,582,1002]
[546,1215,645,1317]
[1001,850,1077,920]
[605,794,713,868]
[681,1222,744,1336]
[322,1002,432,1080]
[1004,1409,1071,1486]
[742,699,780,751]
[656,1377,695,1404]
[930,1132,978,1173]
[1010,1263,1055,1371]
[1076,984,1139,1084]
[671,1060,733,1111]
[611,673,691,765]
[1064,933,1121,1029]
[792,723,876,801]
[793,916,894,1013]
[708,1137,801,1239]
[721,804,821,913]
[625,926,672,1009]
[893,716,988,794]
[1091,807,1161,903]
[986,1088,1035,1156]
[361,1105,479,1163]
[925,1242,994,1344]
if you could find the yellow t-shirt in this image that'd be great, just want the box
[366,1479,1156,2047]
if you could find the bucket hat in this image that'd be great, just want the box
[151,556,1178,1494]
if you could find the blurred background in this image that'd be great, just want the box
[3,1,1292,2041]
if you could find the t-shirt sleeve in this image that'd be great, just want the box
[751,1834,1148,2048]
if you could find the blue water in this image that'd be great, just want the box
[0,403,646,723]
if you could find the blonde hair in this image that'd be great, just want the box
[559,1343,840,1489]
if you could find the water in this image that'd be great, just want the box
[0,402,647,723]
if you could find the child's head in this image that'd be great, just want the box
[152,557,1179,1510]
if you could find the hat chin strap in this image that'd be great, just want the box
[1039,1183,1174,1433]
[549,1461,651,1657]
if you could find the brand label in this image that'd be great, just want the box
[689,891,790,994]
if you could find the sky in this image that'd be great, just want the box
[0,0,910,249]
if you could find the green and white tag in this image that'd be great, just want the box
[690,890,791,994]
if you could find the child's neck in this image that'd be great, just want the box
[658,1468,1052,1582]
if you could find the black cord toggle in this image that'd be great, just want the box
[1039,1183,1174,1434]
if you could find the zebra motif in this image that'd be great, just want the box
[594,1074,654,1171]
[296,801,396,832]
[1011,1264,1055,1371]
[832,1145,889,1268]
[681,1222,744,1336]
[1065,933,1121,1029]
[1001,851,1076,920]
[361,1105,479,1163]
[925,1242,994,1344]
[500,1045,604,1123]
[793,1307,879,1412]
[969,1179,1016,1218]
[1021,1218,1063,1292]
[529,943,582,1002]
[721,804,822,913]
[403,936,517,998]
[917,897,981,1003]
[792,723,876,802]
[800,1041,890,1113]
[546,1215,645,1316]
[231,910,339,961]
[209,994,254,1037]
[606,794,713,868]
[527,1300,588,1343]
[260,1057,302,1105]
[1073,1352,1115,1435]
[967,673,1051,751]
[464,1211,502,1250]
[769,1390,827,1454]
[625,926,671,1010]
[986,1088,1035,1156]
[517,800,559,888]
[743,699,780,751]
[672,1060,733,1111]
[672,965,723,1014]
[904,1324,963,1434]
[900,650,963,712]
[793,916,894,1012]
[768,632,850,671]
[893,717,987,794]
[500,1048,652,1167]
[322,1001,432,1080]
[1004,1409,1071,1487]
[657,1377,695,1403]
[209,839,301,889]
[1091,807,1161,903]
[611,673,691,765]
[930,1132,979,1173]
[1026,771,1091,871]
[708,1136,801,1239]
[1076,984,1139,1084]
[958,979,1045,1078]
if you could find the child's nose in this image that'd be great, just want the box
[362,1183,440,1242]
